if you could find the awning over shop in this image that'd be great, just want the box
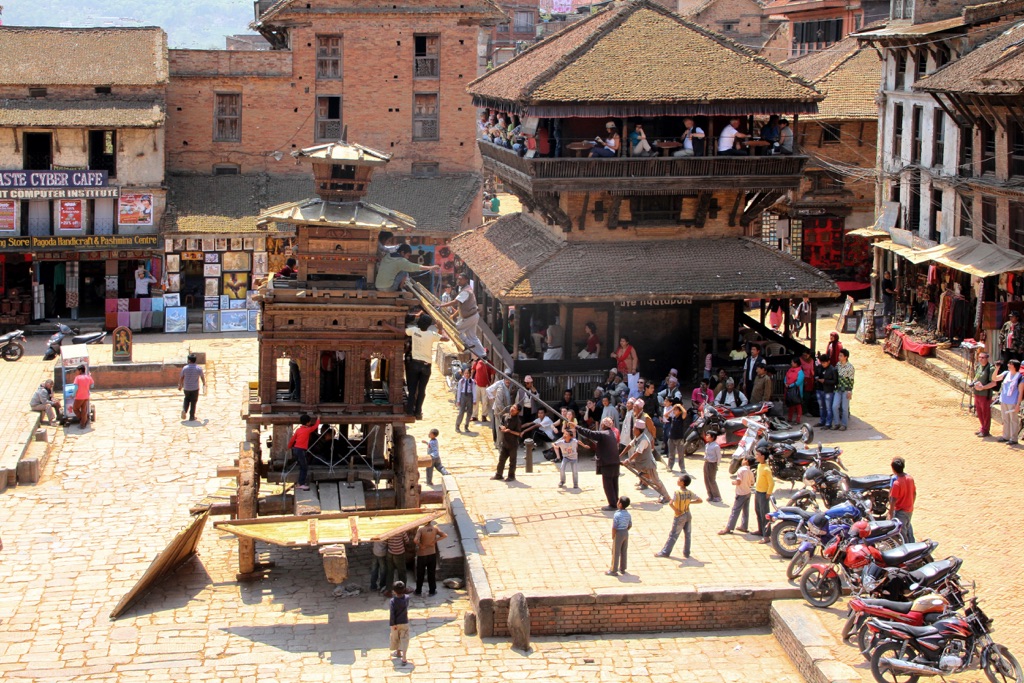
[874,236,1024,277]
[925,236,1024,278]
[850,201,899,238]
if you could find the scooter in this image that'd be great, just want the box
[42,322,106,361]
[0,329,26,361]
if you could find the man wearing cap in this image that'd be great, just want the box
[589,122,620,157]
[178,353,206,422]
[516,375,540,426]
[715,378,747,408]
[1000,311,1023,364]
[437,272,486,357]
[619,397,637,448]
[621,422,670,504]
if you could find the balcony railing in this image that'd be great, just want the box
[479,141,809,192]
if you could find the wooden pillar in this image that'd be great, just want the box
[259,343,275,406]
[236,441,258,579]
[712,304,720,355]
[612,304,621,352]
[783,298,792,339]
[301,346,316,409]
[558,303,568,354]
[393,424,419,509]
[810,301,818,351]
[390,347,404,406]
[759,299,767,325]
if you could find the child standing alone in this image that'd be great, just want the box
[656,474,702,559]
[606,496,632,576]
[553,427,579,489]
[389,580,412,666]
[421,429,449,485]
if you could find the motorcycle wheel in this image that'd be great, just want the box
[800,567,841,608]
[858,624,878,659]
[1,344,23,362]
[984,643,1023,683]
[787,549,812,580]
[800,423,815,443]
[771,521,801,559]
[684,439,700,456]
[840,611,858,643]
[870,641,921,683]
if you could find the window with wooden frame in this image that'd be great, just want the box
[959,125,974,177]
[316,96,342,142]
[907,173,921,232]
[929,188,942,242]
[820,122,841,145]
[316,35,343,79]
[981,120,996,174]
[893,103,904,159]
[411,162,440,178]
[982,197,997,243]
[412,93,439,141]
[414,35,439,79]
[933,109,944,167]
[513,10,535,33]
[214,163,240,175]
[915,50,928,80]
[1010,120,1024,178]
[958,195,972,237]
[214,93,241,142]
[628,195,683,224]
[911,105,922,163]
[1011,201,1024,250]
[809,171,845,194]
[895,51,907,90]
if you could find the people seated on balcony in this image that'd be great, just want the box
[578,321,601,359]
[673,117,706,157]
[478,111,491,140]
[589,122,620,157]
[778,118,794,154]
[718,117,749,156]
[629,124,655,157]
[375,243,440,291]
[760,115,781,145]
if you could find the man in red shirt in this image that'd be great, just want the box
[888,457,917,543]
[472,356,494,424]
[287,413,320,491]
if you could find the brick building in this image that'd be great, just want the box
[458,0,837,388]
[0,27,168,326]
[772,36,880,282]
[484,0,540,68]
[767,0,888,59]
[160,0,498,322]
[679,0,788,55]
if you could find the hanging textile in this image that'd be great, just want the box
[65,261,79,309]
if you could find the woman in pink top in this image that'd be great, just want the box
[72,365,94,428]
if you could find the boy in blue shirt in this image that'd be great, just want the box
[607,496,632,576]
[421,429,449,485]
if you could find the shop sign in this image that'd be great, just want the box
[0,187,119,200]
[118,192,154,226]
[619,297,693,307]
[0,200,17,231]
[795,207,828,216]
[58,200,84,230]
[0,234,159,251]
[0,170,108,188]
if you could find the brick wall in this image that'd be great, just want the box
[166,15,483,176]
[487,587,782,636]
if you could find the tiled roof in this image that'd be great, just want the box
[0,99,165,128]
[451,213,838,302]
[917,22,1024,94]
[785,37,881,120]
[0,27,167,86]
[164,174,309,234]
[366,174,483,235]
[254,0,506,25]
[467,0,821,115]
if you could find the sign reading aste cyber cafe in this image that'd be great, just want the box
[0,170,118,200]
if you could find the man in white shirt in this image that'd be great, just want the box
[544,318,564,360]
[437,272,486,357]
[715,378,748,408]
[523,407,557,454]
[134,266,157,297]
[717,117,749,156]
[486,376,513,446]
[404,314,444,419]
[778,118,794,154]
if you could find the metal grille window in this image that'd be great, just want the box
[414,35,439,79]
[982,198,997,244]
[628,196,682,224]
[316,35,343,79]
[412,93,439,141]
[933,110,944,167]
[316,96,342,142]
[214,93,241,142]
[513,10,535,33]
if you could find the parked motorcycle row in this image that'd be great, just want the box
[726,405,1024,682]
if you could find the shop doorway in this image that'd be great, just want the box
[39,261,69,319]
[181,260,205,307]
[79,261,106,317]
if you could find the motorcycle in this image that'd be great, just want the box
[844,558,967,658]
[42,322,107,361]
[787,516,904,580]
[684,402,806,456]
[768,495,870,559]
[842,593,951,658]
[0,329,26,361]
[799,539,938,608]
[733,437,844,482]
[802,465,892,518]
[867,597,1022,683]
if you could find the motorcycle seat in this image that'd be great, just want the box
[0,331,19,342]
[909,558,961,585]
[776,506,815,519]
[861,598,915,614]
[849,474,892,491]
[885,622,938,638]
[729,403,768,417]
[71,333,104,345]
[880,542,934,567]
[863,520,900,538]
[795,447,840,459]
[768,429,805,443]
